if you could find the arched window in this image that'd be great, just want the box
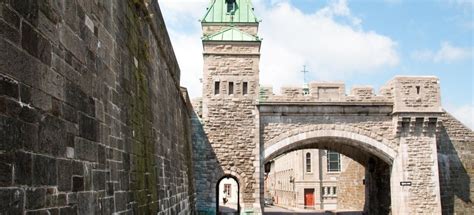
[306,152,311,173]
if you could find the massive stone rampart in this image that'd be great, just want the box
[0,0,195,214]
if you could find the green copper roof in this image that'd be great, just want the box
[203,27,260,41]
[202,0,259,23]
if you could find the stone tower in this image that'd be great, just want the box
[200,0,262,212]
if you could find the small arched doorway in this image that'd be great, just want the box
[216,175,240,214]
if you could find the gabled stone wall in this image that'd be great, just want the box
[0,0,195,214]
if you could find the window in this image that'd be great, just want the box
[327,151,340,172]
[416,86,420,94]
[322,187,325,195]
[226,0,236,14]
[306,152,311,173]
[242,82,248,95]
[333,187,337,195]
[214,81,220,95]
[229,82,234,95]
[224,184,231,197]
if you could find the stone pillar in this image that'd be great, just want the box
[391,116,442,214]
[388,76,443,214]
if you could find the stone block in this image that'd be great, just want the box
[20,84,31,104]
[59,205,77,215]
[101,197,114,215]
[72,161,84,176]
[0,188,25,214]
[59,22,86,63]
[10,0,40,22]
[62,0,78,32]
[0,4,21,29]
[19,105,40,123]
[92,170,106,191]
[0,19,19,44]
[26,187,46,209]
[75,137,98,162]
[0,74,19,98]
[72,176,84,192]
[38,115,66,157]
[14,151,33,185]
[78,112,99,141]
[0,115,21,152]
[65,81,94,117]
[114,191,128,212]
[57,159,72,192]
[30,88,52,112]
[32,154,57,186]
[0,162,12,186]
[21,21,52,65]
[77,192,96,215]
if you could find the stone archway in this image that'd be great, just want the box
[213,168,250,214]
[264,129,397,164]
[216,175,240,214]
[262,129,397,214]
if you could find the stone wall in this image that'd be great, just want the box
[337,160,365,211]
[0,0,195,214]
[438,112,474,214]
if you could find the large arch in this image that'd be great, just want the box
[264,129,397,164]
[262,129,397,214]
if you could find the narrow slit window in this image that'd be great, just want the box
[416,86,421,94]
[214,81,220,95]
[243,82,248,95]
[306,152,311,173]
[229,82,234,95]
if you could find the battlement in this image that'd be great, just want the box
[259,82,388,103]
[258,76,442,113]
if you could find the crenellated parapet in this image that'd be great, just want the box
[258,76,443,109]
[258,82,389,103]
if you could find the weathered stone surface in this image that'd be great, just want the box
[32,155,57,186]
[0,1,195,214]
[0,162,12,186]
[0,188,25,214]
[26,188,46,210]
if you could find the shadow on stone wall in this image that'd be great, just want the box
[191,112,225,214]
[438,126,472,214]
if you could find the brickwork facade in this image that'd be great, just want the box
[0,0,195,214]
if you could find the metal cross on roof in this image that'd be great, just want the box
[301,65,309,84]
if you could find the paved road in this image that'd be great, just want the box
[263,205,363,215]
[263,205,323,214]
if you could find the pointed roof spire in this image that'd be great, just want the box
[201,0,259,23]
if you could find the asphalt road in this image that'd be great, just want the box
[263,205,323,214]
[263,205,364,215]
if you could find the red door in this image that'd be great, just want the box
[304,189,315,207]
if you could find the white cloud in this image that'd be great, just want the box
[159,0,399,97]
[255,0,399,90]
[411,42,471,63]
[445,104,474,130]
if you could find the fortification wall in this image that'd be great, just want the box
[0,0,195,214]
[259,76,441,108]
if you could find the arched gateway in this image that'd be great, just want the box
[191,0,474,214]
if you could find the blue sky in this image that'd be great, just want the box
[159,0,473,128]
